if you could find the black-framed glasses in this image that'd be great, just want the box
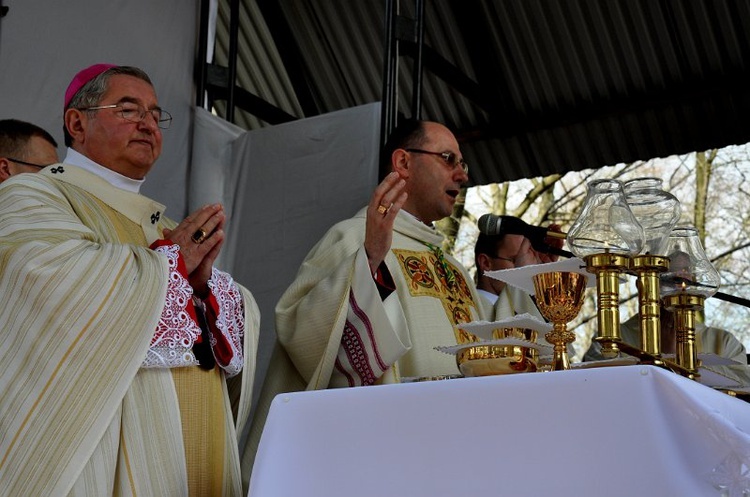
[488,254,515,263]
[405,148,469,174]
[6,157,49,169]
[80,103,173,129]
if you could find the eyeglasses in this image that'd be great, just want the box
[405,148,468,174]
[80,103,173,129]
[6,157,49,169]
[489,254,515,263]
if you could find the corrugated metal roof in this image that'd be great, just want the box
[210,0,750,185]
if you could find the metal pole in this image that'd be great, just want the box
[411,0,424,119]
[379,0,399,179]
[195,0,211,108]
[227,0,240,123]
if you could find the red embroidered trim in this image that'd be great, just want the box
[146,242,201,368]
[336,292,387,386]
[205,267,245,377]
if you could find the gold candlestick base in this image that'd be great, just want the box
[585,253,631,359]
[662,293,704,380]
[630,254,669,363]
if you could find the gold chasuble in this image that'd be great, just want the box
[392,246,475,338]
[0,166,259,496]
[172,367,227,496]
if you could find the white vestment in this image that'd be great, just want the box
[0,165,260,496]
[276,207,486,387]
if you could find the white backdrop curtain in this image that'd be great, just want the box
[189,107,245,270]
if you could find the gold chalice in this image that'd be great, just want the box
[532,271,587,370]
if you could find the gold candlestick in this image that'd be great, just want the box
[662,292,703,379]
[532,271,587,371]
[629,254,669,363]
[584,252,631,359]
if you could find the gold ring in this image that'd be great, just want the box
[191,228,207,244]
[377,204,388,215]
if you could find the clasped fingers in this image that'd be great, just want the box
[165,204,226,273]
[181,230,224,274]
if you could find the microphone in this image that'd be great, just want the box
[478,214,572,258]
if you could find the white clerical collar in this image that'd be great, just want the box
[63,148,145,193]
[478,288,499,305]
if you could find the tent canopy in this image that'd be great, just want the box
[207,0,750,185]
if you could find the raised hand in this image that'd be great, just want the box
[539,223,565,263]
[515,234,558,267]
[364,172,407,273]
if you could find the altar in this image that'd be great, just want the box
[249,365,750,497]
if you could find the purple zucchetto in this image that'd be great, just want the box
[64,63,119,109]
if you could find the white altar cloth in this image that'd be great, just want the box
[249,365,750,497]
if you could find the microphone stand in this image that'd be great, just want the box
[713,291,750,308]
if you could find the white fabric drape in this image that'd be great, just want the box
[250,365,750,497]
[189,108,245,269]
